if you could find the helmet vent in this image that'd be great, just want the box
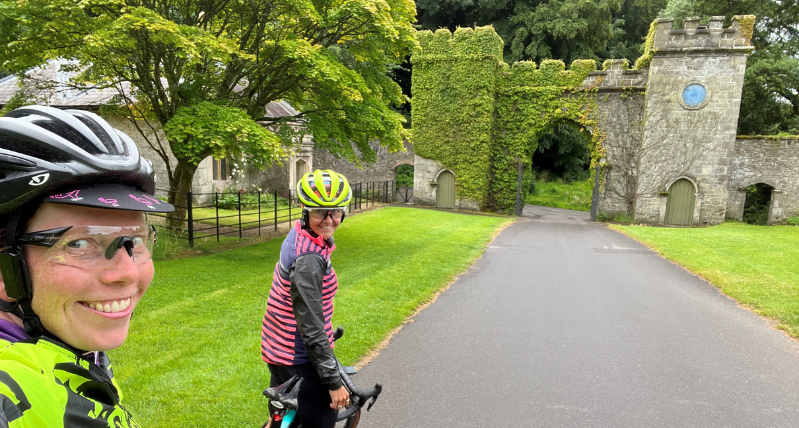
[37,122,100,154]
[0,136,70,163]
[75,115,118,155]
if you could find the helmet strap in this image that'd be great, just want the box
[0,211,45,336]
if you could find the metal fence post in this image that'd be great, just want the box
[258,190,262,236]
[215,192,220,242]
[187,190,194,247]
[237,191,242,238]
[385,181,388,203]
[288,190,292,225]
[274,190,278,231]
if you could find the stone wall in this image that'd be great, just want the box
[728,137,799,223]
[105,117,200,198]
[594,91,647,217]
[632,16,752,225]
[412,155,479,210]
[584,60,649,216]
[313,140,414,184]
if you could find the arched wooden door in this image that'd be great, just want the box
[436,171,455,208]
[665,178,696,226]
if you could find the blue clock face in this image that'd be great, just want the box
[682,84,707,107]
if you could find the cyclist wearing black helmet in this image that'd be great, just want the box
[261,170,352,428]
[0,105,174,427]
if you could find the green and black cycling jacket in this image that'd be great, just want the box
[0,336,139,427]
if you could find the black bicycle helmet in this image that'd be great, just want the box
[0,105,162,212]
[0,105,173,337]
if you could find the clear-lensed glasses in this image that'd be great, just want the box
[17,224,156,268]
[307,208,345,221]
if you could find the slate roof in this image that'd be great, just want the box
[264,100,299,118]
[0,60,299,118]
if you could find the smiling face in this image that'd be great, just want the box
[23,203,153,351]
[307,208,342,241]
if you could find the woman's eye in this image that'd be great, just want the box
[131,236,145,247]
[65,239,90,250]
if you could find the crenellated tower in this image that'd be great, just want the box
[411,27,504,210]
[632,15,755,225]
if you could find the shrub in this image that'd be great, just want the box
[596,211,633,223]
[216,191,289,210]
[787,216,799,226]
[614,213,634,224]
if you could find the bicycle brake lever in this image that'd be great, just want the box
[367,396,378,412]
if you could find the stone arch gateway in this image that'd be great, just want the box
[411,15,799,224]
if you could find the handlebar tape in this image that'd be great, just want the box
[335,396,361,421]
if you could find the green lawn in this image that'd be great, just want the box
[526,178,592,211]
[192,205,302,228]
[113,207,511,427]
[611,221,799,338]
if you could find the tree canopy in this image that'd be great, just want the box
[416,0,668,64]
[0,0,417,217]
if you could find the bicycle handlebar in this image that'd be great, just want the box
[263,327,382,423]
[335,360,382,421]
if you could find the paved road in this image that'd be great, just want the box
[352,205,799,427]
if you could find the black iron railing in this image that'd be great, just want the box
[150,180,394,246]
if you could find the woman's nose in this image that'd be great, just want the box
[100,247,140,285]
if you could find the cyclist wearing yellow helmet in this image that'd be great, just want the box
[261,170,352,428]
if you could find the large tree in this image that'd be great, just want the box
[659,0,799,135]
[0,0,417,220]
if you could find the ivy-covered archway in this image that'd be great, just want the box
[411,26,603,213]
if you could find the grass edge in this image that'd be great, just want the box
[607,224,799,342]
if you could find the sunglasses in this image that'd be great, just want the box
[306,208,345,221]
[16,224,156,268]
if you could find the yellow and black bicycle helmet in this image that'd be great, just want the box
[296,170,352,208]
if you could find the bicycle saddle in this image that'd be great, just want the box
[263,375,304,410]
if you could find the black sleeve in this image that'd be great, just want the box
[290,254,343,391]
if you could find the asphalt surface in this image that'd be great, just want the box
[351,205,799,427]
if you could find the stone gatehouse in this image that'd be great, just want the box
[411,16,799,225]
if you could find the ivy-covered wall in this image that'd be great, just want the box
[412,27,504,209]
[412,26,600,212]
